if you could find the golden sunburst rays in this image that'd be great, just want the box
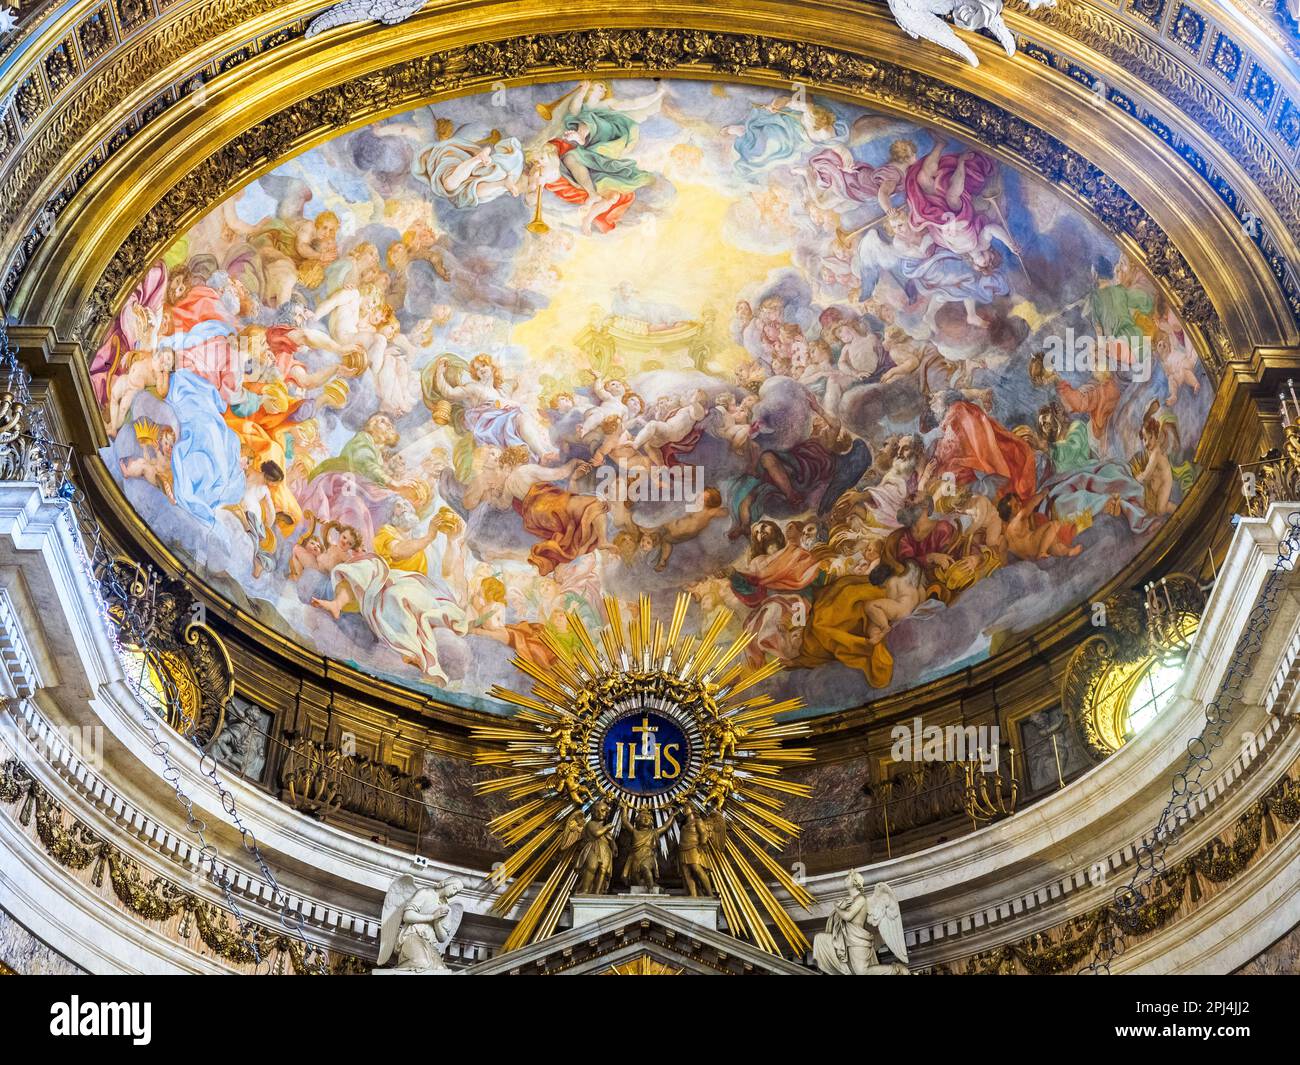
[601,956,684,975]
[470,592,816,957]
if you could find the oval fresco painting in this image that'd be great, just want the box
[94,78,1213,717]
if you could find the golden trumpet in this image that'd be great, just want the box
[525,185,549,235]
[534,95,566,121]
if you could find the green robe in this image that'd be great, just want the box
[561,108,653,192]
[1089,280,1153,347]
[308,431,390,486]
[1049,419,1096,474]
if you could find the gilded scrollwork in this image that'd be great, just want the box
[0,757,369,973]
[1240,422,1300,518]
[1061,575,1205,757]
[99,558,232,745]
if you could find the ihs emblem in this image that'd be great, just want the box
[472,593,816,955]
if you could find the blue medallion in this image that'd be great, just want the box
[601,710,689,796]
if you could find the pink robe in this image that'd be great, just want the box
[90,262,167,405]
[905,151,995,252]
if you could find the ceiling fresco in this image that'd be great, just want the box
[90,77,1213,716]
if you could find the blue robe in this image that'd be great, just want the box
[733,109,807,177]
[168,370,244,526]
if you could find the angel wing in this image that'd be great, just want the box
[256,174,312,219]
[376,873,417,965]
[886,0,981,67]
[854,228,903,302]
[435,898,464,948]
[865,881,909,964]
[305,0,426,39]
[604,83,668,123]
[848,114,917,148]
[558,812,586,851]
[706,810,728,851]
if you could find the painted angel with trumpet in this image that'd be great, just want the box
[813,872,911,975]
[376,874,465,974]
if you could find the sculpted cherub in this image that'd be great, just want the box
[708,715,748,762]
[701,764,737,810]
[553,758,590,807]
[575,799,619,894]
[550,720,578,762]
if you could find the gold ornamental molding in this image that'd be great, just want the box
[0,2,1294,366]
[0,1,1290,749]
[4,30,1239,359]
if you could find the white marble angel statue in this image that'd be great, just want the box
[375,873,465,974]
[813,871,911,975]
[305,0,426,39]
[886,0,1056,68]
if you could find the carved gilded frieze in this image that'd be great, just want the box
[0,757,370,973]
[932,756,1300,974]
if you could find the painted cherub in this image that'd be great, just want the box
[106,306,172,437]
[1153,300,1201,407]
[118,419,177,503]
[863,559,929,644]
[996,490,1083,560]
[578,372,634,438]
[288,518,363,579]
[1134,401,1178,517]
[714,393,758,452]
[799,339,858,411]
[590,400,648,469]
[643,487,727,571]
[368,309,423,417]
[632,389,708,465]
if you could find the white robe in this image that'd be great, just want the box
[329,557,468,685]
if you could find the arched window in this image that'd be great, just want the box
[1123,657,1184,737]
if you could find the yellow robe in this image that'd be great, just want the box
[788,575,894,688]
[373,525,427,575]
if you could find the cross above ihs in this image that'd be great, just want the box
[632,715,658,756]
